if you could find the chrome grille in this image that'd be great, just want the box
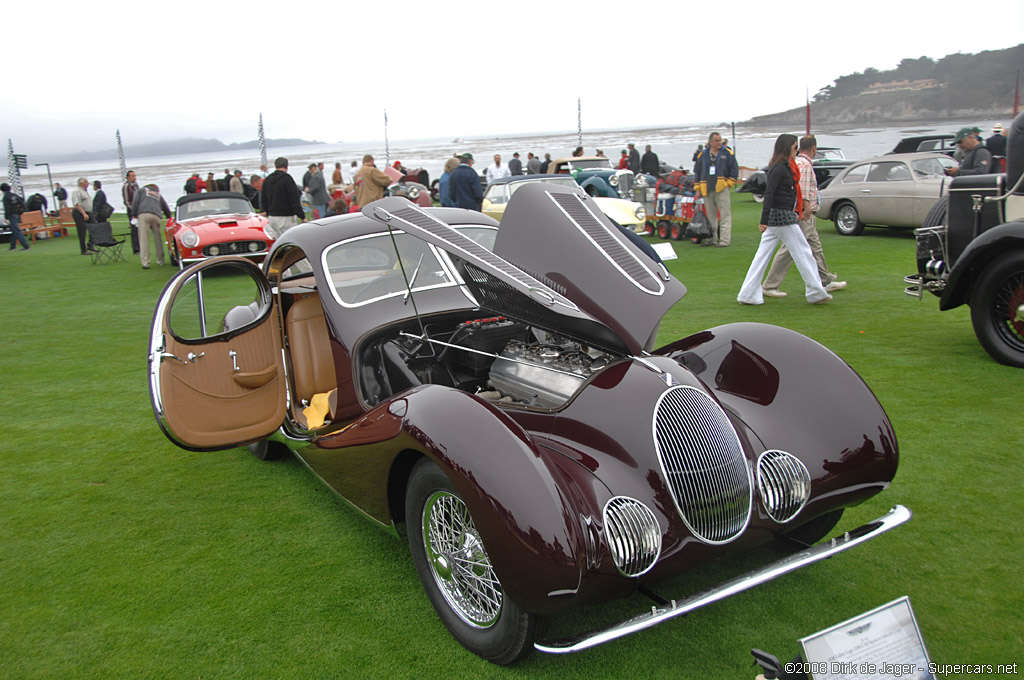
[603,497,661,577]
[653,386,751,544]
[757,450,811,523]
[202,240,265,257]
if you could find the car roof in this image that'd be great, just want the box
[176,191,249,206]
[550,156,609,164]
[486,174,569,186]
[845,151,953,165]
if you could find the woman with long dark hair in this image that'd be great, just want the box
[737,133,831,305]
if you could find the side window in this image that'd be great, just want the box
[867,162,904,182]
[842,165,868,184]
[886,164,912,181]
[168,262,267,340]
[324,233,455,306]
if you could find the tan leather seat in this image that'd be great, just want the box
[285,295,336,406]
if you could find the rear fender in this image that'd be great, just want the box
[578,176,613,197]
[940,220,1024,310]
[311,384,592,614]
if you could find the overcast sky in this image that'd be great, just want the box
[3,0,1022,156]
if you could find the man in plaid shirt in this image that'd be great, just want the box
[761,135,846,297]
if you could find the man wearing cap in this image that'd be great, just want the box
[627,143,641,174]
[987,123,1007,157]
[946,128,993,176]
[449,153,483,211]
[508,152,523,176]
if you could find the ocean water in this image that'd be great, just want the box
[12,118,1008,209]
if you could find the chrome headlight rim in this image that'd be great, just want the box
[180,229,200,248]
[757,449,812,524]
[634,205,646,221]
[603,496,662,577]
[608,174,619,187]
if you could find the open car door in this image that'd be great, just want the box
[148,257,287,451]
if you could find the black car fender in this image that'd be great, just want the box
[940,219,1024,310]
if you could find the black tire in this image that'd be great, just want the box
[169,241,180,267]
[642,220,654,237]
[969,251,1024,368]
[247,439,290,461]
[656,220,670,239]
[776,509,844,550]
[670,222,684,241]
[405,458,538,664]
[833,202,865,236]
[921,195,948,229]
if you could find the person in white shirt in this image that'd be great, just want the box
[484,154,511,184]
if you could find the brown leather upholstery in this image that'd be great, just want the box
[285,295,336,405]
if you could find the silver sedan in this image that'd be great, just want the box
[818,152,958,235]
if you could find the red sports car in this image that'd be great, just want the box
[165,191,272,268]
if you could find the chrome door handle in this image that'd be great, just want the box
[159,352,186,364]
[187,352,205,362]
[860,189,871,193]
[229,350,239,371]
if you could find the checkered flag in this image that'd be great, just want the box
[116,130,127,182]
[7,139,24,198]
[258,113,267,171]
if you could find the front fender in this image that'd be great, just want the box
[940,220,1024,310]
[655,323,898,510]
[578,176,613,197]
[307,384,592,614]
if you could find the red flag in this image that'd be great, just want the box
[1014,70,1020,118]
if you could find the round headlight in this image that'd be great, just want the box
[757,450,811,523]
[181,229,199,248]
[603,496,661,577]
[207,245,220,256]
[634,206,646,221]
[248,241,261,253]
[407,186,420,199]
[635,175,648,187]
[608,174,619,187]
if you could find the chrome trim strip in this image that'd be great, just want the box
[545,190,665,296]
[534,505,912,654]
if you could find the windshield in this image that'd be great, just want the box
[911,157,958,177]
[177,197,254,220]
[569,159,613,170]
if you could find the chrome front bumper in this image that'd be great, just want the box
[534,505,912,654]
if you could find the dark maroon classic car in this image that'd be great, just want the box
[148,183,909,664]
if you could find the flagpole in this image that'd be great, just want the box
[384,110,390,166]
[116,130,127,182]
[258,113,268,174]
[1014,70,1020,118]
[577,97,582,150]
[806,88,811,136]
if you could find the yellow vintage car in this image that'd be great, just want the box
[482,174,647,231]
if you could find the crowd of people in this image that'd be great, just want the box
[5,121,1011,284]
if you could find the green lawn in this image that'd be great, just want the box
[1,202,1020,679]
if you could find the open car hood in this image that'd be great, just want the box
[362,185,685,355]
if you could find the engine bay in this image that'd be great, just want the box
[358,313,618,409]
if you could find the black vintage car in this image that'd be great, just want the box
[737,147,853,201]
[905,111,1024,367]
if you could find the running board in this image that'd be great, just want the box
[534,505,911,654]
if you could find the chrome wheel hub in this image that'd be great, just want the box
[422,491,502,628]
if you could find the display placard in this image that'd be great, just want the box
[798,596,934,680]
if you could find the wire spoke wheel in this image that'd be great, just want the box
[423,491,502,628]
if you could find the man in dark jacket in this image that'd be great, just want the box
[946,128,993,176]
[448,153,483,211]
[54,183,68,208]
[508,152,523,176]
[2,183,30,251]
[986,123,1007,157]
[627,143,641,173]
[640,145,659,176]
[122,170,140,254]
[261,157,305,239]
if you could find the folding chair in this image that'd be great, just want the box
[86,221,127,264]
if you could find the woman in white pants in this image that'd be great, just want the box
[737,133,831,305]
